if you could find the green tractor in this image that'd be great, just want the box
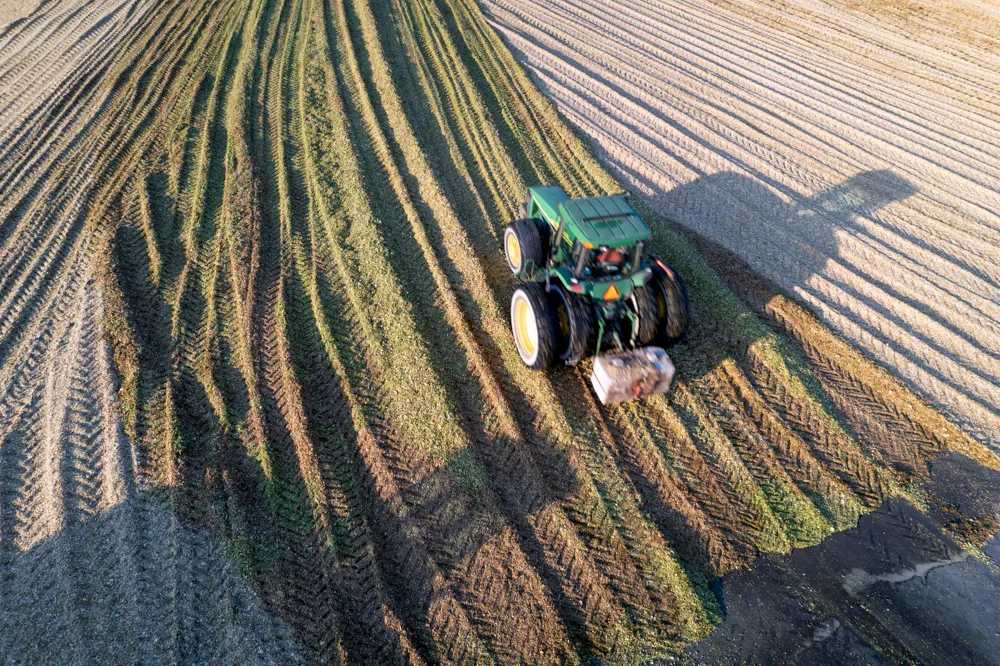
[504,186,690,405]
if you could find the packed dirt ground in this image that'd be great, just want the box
[1,0,999,664]
[480,0,1000,450]
[0,0,40,29]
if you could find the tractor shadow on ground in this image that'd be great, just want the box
[596,169,928,397]
[655,168,919,290]
[544,170,920,393]
[636,167,1000,447]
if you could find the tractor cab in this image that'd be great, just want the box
[540,190,655,302]
[555,192,653,266]
[524,187,652,281]
[574,242,638,279]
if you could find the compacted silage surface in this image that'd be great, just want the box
[1,0,998,663]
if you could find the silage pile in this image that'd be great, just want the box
[2,0,999,663]
[0,2,303,661]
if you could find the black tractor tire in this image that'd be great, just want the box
[627,285,664,347]
[504,218,545,278]
[510,283,560,370]
[650,259,690,346]
[549,283,597,365]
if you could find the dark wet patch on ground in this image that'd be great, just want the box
[674,452,1000,665]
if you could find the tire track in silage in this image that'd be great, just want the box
[0,1,155,215]
[163,6,271,662]
[332,1,570,661]
[341,0,655,658]
[376,0,687,643]
[0,1,104,94]
[0,267,306,661]
[0,296,81,577]
[0,0,194,376]
[287,5,428,663]
[323,0,531,660]
[299,7,505,662]
[0,1,308,663]
[393,1,720,642]
[0,0,196,203]
[245,0,347,658]
[108,0,246,492]
[0,273,119,656]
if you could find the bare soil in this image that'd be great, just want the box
[479,0,1000,449]
[0,0,40,29]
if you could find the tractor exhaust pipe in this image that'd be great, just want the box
[590,347,675,405]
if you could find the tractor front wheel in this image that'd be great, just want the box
[511,283,559,369]
[504,219,545,278]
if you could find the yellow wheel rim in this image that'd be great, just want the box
[506,232,521,272]
[512,293,537,361]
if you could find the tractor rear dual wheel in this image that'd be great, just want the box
[511,283,559,369]
[627,285,663,347]
[650,259,690,346]
[549,283,596,365]
[511,283,596,369]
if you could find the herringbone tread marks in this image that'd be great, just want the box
[606,399,739,577]
[766,296,956,471]
[711,361,862,538]
[748,358,893,506]
[658,383,789,559]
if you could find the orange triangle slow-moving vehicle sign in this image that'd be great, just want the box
[603,284,619,300]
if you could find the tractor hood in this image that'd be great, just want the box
[558,194,651,249]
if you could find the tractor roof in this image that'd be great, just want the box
[530,186,652,248]
[560,195,651,248]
